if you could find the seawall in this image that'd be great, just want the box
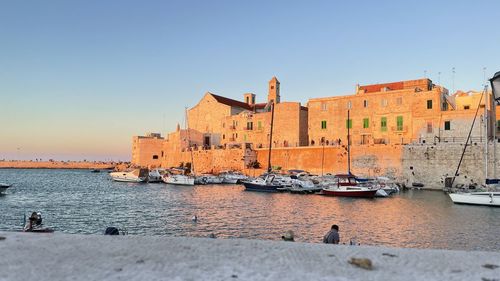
[0,231,498,281]
[0,161,117,170]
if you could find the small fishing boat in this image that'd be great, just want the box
[162,174,195,186]
[109,169,149,183]
[243,174,282,192]
[0,183,11,194]
[148,169,165,183]
[219,171,248,184]
[321,174,379,198]
[449,191,500,207]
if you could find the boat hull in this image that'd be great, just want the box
[449,192,500,207]
[243,182,280,192]
[110,177,146,183]
[163,176,195,186]
[321,189,378,198]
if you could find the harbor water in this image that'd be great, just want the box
[1,169,499,251]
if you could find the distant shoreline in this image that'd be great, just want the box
[0,160,125,170]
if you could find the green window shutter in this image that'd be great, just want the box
[258,121,262,129]
[321,120,327,129]
[381,117,387,132]
[346,119,352,129]
[363,118,369,128]
[397,116,403,131]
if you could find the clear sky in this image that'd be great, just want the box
[1,0,499,161]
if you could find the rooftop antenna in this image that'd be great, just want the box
[424,70,427,78]
[483,67,487,86]
[438,72,441,85]
[452,67,456,94]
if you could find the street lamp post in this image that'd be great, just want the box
[489,71,500,179]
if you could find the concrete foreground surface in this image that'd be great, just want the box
[0,231,499,281]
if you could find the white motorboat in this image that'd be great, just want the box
[109,169,148,183]
[0,183,11,194]
[199,174,224,184]
[162,174,195,186]
[449,192,500,207]
[148,169,165,183]
[219,171,248,184]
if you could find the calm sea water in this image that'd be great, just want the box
[1,169,499,251]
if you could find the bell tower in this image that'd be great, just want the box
[268,76,280,104]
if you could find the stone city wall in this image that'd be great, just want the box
[402,141,500,189]
[253,145,403,179]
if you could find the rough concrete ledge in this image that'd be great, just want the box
[1,231,499,281]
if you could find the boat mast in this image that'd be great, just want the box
[347,109,351,175]
[485,85,489,182]
[267,103,275,173]
[450,86,486,187]
[185,107,195,176]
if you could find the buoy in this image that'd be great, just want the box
[191,215,197,222]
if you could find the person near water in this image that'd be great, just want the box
[323,224,340,244]
[23,212,38,232]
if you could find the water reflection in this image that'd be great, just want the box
[0,169,499,251]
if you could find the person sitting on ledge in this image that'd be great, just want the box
[323,224,340,244]
[281,230,294,242]
[23,212,38,232]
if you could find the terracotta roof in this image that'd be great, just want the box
[210,93,252,110]
[359,82,404,93]
[254,103,267,109]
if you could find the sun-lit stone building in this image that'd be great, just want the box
[187,77,308,149]
[308,79,497,147]
[131,133,164,168]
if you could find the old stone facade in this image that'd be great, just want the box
[131,76,500,189]
[131,133,164,168]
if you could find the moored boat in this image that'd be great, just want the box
[321,174,379,198]
[0,183,11,194]
[162,174,195,186]
[243,174,282,192]
[449,191,500,207]
[109,169,148,183]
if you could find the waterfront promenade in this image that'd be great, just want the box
[1,231,499,281]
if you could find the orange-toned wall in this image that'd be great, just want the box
[308,82,443,146]
[254,145,403,178]
[220,102,308,148]
[131,136,164,168]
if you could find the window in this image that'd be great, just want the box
[321,120,327,129]
[396,116,403,131]
[346,119,352,129]
[464,105,470,110]
[444,121,451,131]
[363,100,368,108]
[247,122,253,130]
[321,102,327,111]
[381,117,387,132]
[271,86,274,89]
[347,101,352,109]
[442,102,448,111]
[396,97,402,105]
[223,134,225,139]
[152,155,159,160]
[363,118,369,128]
[258,121,262,130]
[427,100,433,109]
[427,122,433,133]
[497,120,500,131]
[246,97,249,104]
[381,99,388,107]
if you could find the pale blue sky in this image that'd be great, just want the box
[1,0,499,161]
